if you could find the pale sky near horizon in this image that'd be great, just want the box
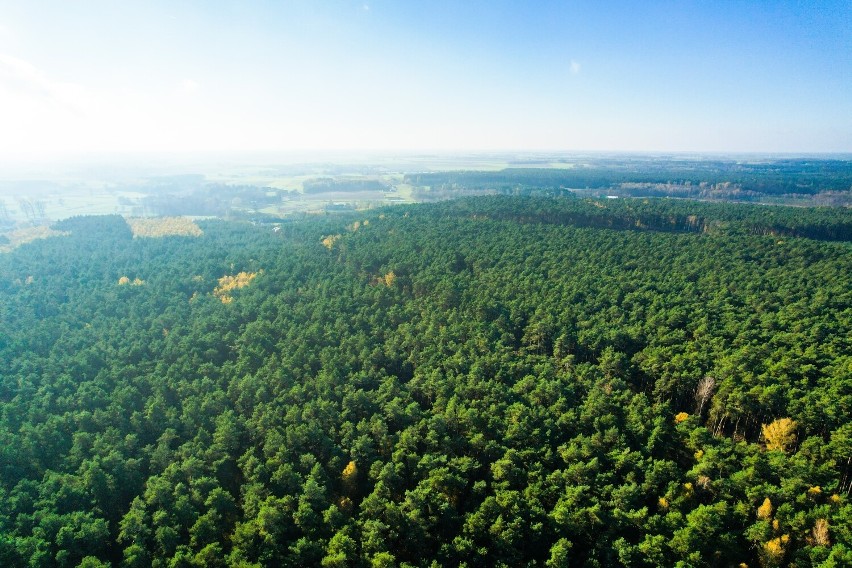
[0,0,849,159]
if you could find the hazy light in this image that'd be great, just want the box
[0,1,848,159]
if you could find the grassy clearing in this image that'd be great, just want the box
[126,217,203,238]
[0,226,69,253]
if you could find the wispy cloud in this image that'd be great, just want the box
[0,53,86,113]
[177,78,199,95]
[570,60,581,75]
[0,53,55,99]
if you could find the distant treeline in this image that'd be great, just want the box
[141,184,290,217]
[302,178,388,194]
[404,159,852,198]
[427,195,852,242]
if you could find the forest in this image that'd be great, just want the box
[405,159,852,205]
[0,195,850,567]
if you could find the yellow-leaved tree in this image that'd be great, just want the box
[762,418,797,452]
[757,497,772,520]
[321,235,341,250]
[342,460,358,497]
[214,271,258,303]
[812,519,830,546]
[760,535,789,567]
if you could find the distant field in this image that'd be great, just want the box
[0,189,143,222]
[1,155,848,229]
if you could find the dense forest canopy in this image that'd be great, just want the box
[0,196,850,567]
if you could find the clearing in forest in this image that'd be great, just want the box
[126,217,203,238]
[0,226,69,253]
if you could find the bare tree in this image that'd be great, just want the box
[18,199,35,223]
[34,200,47,221]
[695,375,716,416]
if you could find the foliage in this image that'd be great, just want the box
[322,234,342,250]
[405,158,852,203]
[213,271,259,303]
[762,418,797,452]
[0,197,850,566]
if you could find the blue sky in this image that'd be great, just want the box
[0,0,849,157]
